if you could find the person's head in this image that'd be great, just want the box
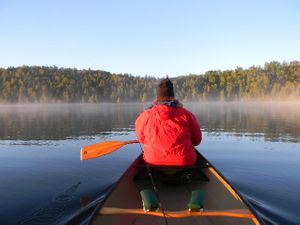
[156,77,174,100]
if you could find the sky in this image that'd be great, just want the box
[0,0,299,77]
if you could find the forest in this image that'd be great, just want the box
[0,61,299,103]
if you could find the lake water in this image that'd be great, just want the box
[0,102,299,225]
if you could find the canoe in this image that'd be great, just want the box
[85,150,263,225]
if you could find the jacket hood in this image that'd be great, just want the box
[153,104,177,121]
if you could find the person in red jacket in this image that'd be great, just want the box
[135,78,202,166]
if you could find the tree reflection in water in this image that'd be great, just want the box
[0,102,299,143]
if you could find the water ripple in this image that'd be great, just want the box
[19,182,81,225]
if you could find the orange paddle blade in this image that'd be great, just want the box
[80,140,139,160]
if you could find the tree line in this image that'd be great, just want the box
[0,61,299,103]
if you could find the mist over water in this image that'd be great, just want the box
[0,102,299,225]
[0,102,299,142]
[189,101,300,143]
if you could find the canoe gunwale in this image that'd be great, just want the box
[198,152,265,225]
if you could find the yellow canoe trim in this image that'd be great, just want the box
[99,207,255,219]
[208,167,242,201]
[252,217,261,225]
[208,167,261,225]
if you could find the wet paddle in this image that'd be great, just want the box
[80,140,139,160]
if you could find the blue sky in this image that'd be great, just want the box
[0,0,299,77]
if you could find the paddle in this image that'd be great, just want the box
[80,140,139,160]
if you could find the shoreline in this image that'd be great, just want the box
[0,100,300,106]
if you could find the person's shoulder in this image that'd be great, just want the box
[137,107,153,118]
[136,109,149,125]
[177,107,192,114]
[176,107,197,119]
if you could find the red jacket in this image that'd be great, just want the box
[135,104,202,166]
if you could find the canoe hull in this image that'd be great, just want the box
[89,151,261,225]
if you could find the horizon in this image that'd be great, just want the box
[1,0,300,77]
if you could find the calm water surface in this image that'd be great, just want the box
[0,102,299,225]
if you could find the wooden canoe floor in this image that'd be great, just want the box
[92,163,259,225]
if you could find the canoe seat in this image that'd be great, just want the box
[188,190,205,211]
[133,167,210,184]
[140,189,159,212]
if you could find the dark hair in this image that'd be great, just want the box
[156,78,174,99]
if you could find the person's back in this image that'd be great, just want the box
[135,78,202,166]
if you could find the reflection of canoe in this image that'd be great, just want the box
[88,151,263,225]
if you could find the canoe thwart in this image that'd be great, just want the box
[99,207,256,219]
[188,190,204,211]
[133,166,210,184]
[133,164,211,170]
[140,189,159,211]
